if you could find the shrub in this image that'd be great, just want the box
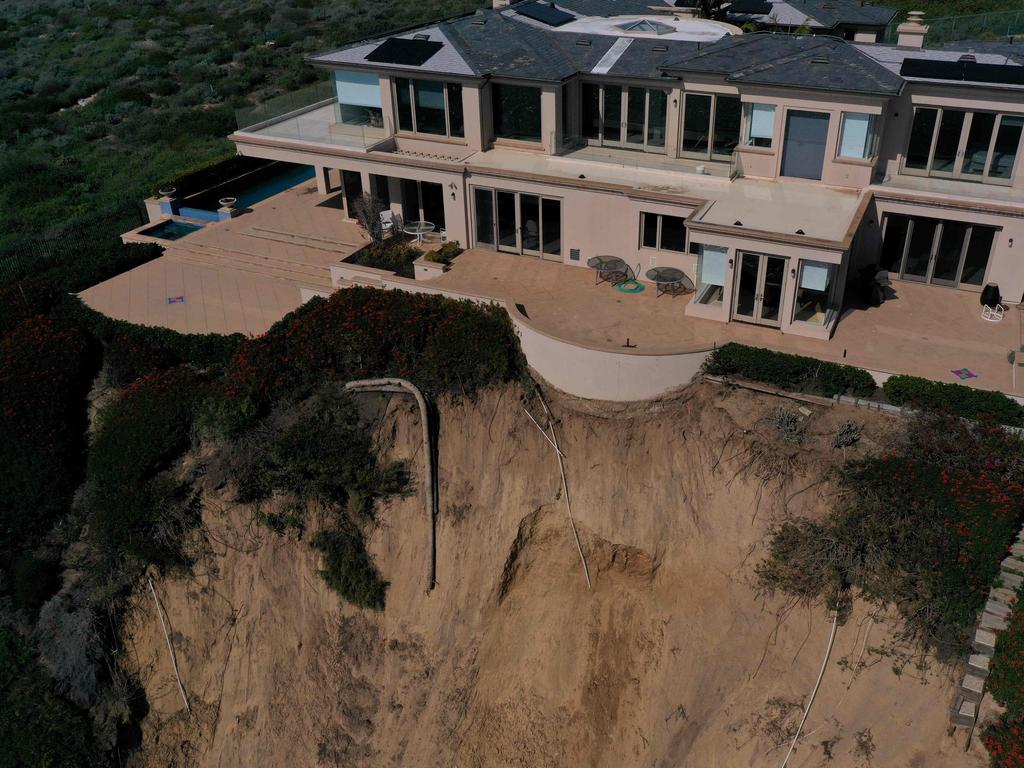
[703,343,876,398]
[983,718,1024,768]
[990,585,1024,717]
[424,240,463,265]
[311,525,388,611]
[0,315,97,563]
[346,241,421,278]
[883,374,1023,427]
[831,420,862,449]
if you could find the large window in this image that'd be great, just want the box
[581,83,668,153]
[695,245,728,306]
[837,112,878,160]
[743,103,775,149]
[793,260,835,326]
[491,83,542,143]
[394,78,464,138]
[335,71,384,128]
[904,106,1023,184]
[681,94,741,161]
[880,213,997,289]
[639,212,686,252]
[474,187,561,258]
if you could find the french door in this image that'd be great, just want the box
[732,252,787,327]
[474,187,561,261]
[581,83,668,153]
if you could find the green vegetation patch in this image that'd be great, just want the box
[883,374,1023,427]
[346,240,422,279]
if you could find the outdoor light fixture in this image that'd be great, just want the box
[448,182,456,200]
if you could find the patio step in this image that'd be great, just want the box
[246,226,365,251]
[166,246,333,290]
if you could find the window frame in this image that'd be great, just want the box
[836,111,879,160]
[743,103,776,149]
[695,244,728,307]
[879,213,997,290]
[792,259,837,326]
[902,106,1021,185]
[680,92,741,161]
[638,212,687,253]
[393,77,465,139]
[580,81,669,153]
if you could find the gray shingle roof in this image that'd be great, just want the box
[855,41,1024,91]
[662,33,904,95]
[793,0,896,28]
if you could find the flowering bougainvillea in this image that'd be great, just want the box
[984,718,1024,768]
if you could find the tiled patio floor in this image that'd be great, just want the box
[434,249,1024,395]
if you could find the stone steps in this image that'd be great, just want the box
[167,247,333,290]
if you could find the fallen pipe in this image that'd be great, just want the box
[344,378,437,592]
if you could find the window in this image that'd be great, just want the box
[473,187,561,257]
[335,71,384,128]
[680,94,741,160]
[880,213,997,289]
[579,83,668,152]
[903,106,1023,184]
[492,83,542,142]
[837,112,878,160]
[696,245,727,306]
[793,261,835,326]
[639,212,686,252]
[744,103,775,148]
[394,78,464,137]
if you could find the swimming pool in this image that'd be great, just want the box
[178,161,315,221]
[141,219,204,241]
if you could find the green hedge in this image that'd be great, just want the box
[883,375,1023,427]
[702,343,876,398]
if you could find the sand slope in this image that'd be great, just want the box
[124,382,989,767]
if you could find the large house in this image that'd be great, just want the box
[223,0,1023,344]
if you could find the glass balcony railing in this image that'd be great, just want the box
[234,80,335,131]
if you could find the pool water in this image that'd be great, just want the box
[142,219,204,241]
[236,164,315,208]
[180,162,315,220]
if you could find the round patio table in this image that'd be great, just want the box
[587,255,628,285]
[403,220,435,244]
[645,266,694,298]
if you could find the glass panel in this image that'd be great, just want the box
[879,215,909,271]
[647,90,667,149]
[582,82,601,140]
[641,213,658,249]
[905,108,937,170]
[371,175,390,208]
[401,178,420,223]
[420,181,445,229]
[747,103,774,148]
[521,194,540,252]
[414,80,447,135]
[989,116,1023,180]
[697,246,726,306]
[932,222,967,283]
[781,110,830,180]
[541,198,561,255]
[396,78,413,132]
[474,189,495,247]
[342,171,363,217]
[338,104,383,127]
[903,218,937,280]
[447,83,464,137]
[712,96,741,158]
[760,256,785,322]
[603,85,622,143]
[492,83,542,142]
[961,226,995,286]
[660,216,686,252]
[627,87,646,145]
[960,112,995,175]
[794,261,833,325]
[931,109,965,173]
[681,94,711,155]
[838,113,875,159]
[496,191,518,248]
[734,252,758,318]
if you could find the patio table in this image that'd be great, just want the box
[645,266,694,298]
[403,220,435,244]
[587,255,628,285]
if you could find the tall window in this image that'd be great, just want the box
[880,213,997,289]
[695,245,727,306]
[903,106,1022,184]
[581,83,668,153]
[395,78,465,138]
[335,71,384,128]
[837,112,878,160]
[743,103,775,148]
[793,261,835,326]
[491,83,542,142]
[681,94,741,161]
[639,212,686,252]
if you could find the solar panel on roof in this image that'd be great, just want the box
[365,37,444,66]
[728,0,772,14]
[900,57,1024,86]
[515,1,574,27]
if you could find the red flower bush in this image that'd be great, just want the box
[984,718,1024,768]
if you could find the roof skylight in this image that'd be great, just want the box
[615,19,675,35]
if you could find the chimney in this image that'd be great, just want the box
[896,11,928,48]
[492,0,510,8]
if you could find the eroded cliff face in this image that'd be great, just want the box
[125,382,986,768]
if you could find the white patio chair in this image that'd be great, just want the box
[982,303,1005,322]
[380,210,394,237]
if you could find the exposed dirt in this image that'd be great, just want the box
[124,381,989,767]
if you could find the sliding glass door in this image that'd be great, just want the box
[880,213,997,289]
[474,187,561,260]
[904,107,1023,185]
[581,83,668,153]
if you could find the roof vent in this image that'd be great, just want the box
[471,17,486,24]
[576,38,591,46]
[413,33,430,40]
[734,220,743,226]
[959,53,976,62]
[652,44,668,52]
[811,55,830,64]
[795,228,805,235]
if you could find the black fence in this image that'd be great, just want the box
[0,201,148,285]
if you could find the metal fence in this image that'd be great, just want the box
[884,9,1024,45]
[234,79,335,131]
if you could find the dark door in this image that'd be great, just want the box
[520,194,541,253]
[474,189,495,248]
[342,171,363,218]
[781,111,830,180]
[420,182,445,230]
[400,179,420,223]
[496,191,518,251]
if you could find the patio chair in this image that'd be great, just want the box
[982,303,1005,322]
[380,210,395,237]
